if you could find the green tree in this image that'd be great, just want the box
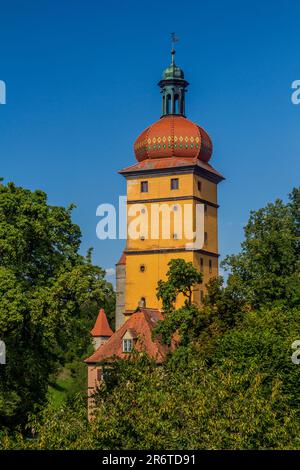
[156,259,202,312]
[0,182,115,429]
[222,189,300,308]
[155,259,203,345]
[7,349,299,450]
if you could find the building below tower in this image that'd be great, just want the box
[85,47,225,418]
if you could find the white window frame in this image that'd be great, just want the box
[123,338,133,353]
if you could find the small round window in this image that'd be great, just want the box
[140,264,146,273]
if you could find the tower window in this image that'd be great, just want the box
[198,181,202,191]
[174,94,179,114]
[166,94,171,114]
[171,178,179,190]
[204,232,208,244]
[123,339,133,353]
[140,264,146,273]
[200,258,204,272]
[173,233,178,239]
[200,290,204,302]
[209,259,212,273]
[141,181,148,193]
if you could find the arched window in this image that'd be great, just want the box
[166,94,171,114]
[174,94,179,114]
[180,92,184,115]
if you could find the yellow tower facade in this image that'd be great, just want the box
[116,49,224,321]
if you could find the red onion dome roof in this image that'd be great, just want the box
[134,115,213,163]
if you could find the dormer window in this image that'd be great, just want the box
[122,328,137,353]
[123,339,133,353]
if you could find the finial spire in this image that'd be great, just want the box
[170,32,179,64]
[171,48,175,65]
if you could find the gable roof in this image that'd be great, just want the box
[90,308,113,337]
[85,308,175,364]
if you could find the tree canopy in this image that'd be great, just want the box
[0,182,115,428]
[222,188,300,308]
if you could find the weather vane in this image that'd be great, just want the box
[171,32,179,50]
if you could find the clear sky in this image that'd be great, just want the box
[0,0,299,283]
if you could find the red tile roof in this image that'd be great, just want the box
[85,308,176,364]
[134,115,213,162]
[119,156,224,181]
[116,252,126,265]
[90,308,113,337]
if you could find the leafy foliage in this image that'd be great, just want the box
[156,259,202,312]
[222,190,300,308]
[1,186,300,450]
[0,182,115,429]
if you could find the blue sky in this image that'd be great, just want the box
[0,0,299,283]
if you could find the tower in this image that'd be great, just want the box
[115,252,126,330]
[90,308,113,350]
[116,48,224,321]
[86,48,225,417]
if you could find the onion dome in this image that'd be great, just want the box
[134,115,212,162]
[90,308,113,337]
[162,49,185,80]
[134,47,213,163]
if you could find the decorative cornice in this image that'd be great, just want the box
[124,248,219,257]
[121,164,224,184]
[126,195,219,209]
